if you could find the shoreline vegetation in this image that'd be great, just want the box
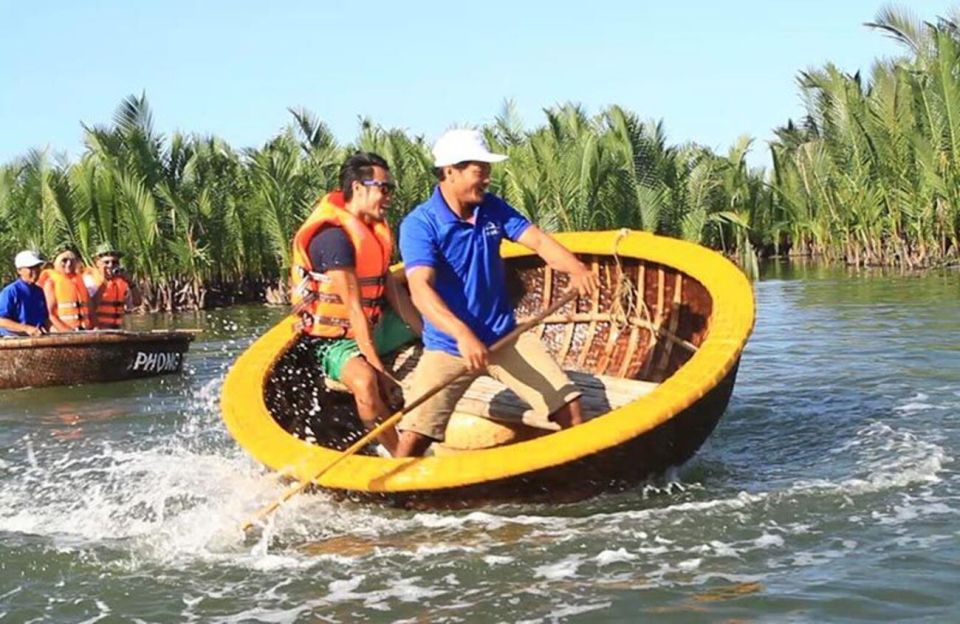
[2,7,958,311]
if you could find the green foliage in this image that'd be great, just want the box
[8,4,958,303]
[2,96,766,309]
[767,5,960,267]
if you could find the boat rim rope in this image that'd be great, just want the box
[609,228,652,337]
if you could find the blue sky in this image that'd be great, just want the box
[1,1,953,168]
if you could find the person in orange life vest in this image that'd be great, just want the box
[83,243,142,329]
[291,152,422,456]
[42,248,93,332]
[0,250,50,337]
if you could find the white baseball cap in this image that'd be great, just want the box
[14,250,44,269]
[432,129,507,167]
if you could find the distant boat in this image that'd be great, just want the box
[0,330,197,390]
[221,230,755,508]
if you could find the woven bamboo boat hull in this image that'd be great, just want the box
[221,230,755,508]
[0,330,196,390]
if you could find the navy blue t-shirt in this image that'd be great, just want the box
[308,226,355,272]
[0,278,48,336]
[399,187,531,355]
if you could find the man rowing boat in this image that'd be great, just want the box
[394,129,599,457]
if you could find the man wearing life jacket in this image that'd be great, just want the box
[42,248,93,332]
[83,243,142,329]
[0,250,50,337]
[291,152,422,456]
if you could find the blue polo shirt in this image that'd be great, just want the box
[399,187,531,355]
[0,278,48,336]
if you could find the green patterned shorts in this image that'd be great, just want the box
[313,309,416,381]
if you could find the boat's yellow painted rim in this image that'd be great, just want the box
[221,230,755,492]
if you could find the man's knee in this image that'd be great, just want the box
[343,360,380,405]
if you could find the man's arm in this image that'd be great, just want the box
[327,268,387,373]
[383,271,422,336]
[87,275,106,329]
[0,289,45,336]
[406,266,488,371]
[0,317,43,337]
[126,279,143,309]
[516,225,599,296]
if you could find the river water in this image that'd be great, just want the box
[1,265,958,623]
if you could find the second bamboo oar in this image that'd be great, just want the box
[240,289,578,532]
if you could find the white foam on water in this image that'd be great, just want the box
[412,509,553,530]
[208,603,314,624]
[894,392,943,413]
[754,533,785,549]
[595,547,637,566]
[706,540,740,558]
[892,533,954,549]
[790,421,948,498]
[327,574,364,598]
[1,439,272,549]
[896,402,939,413]
[677,557,702,571]
[545,601,615,620]
[325,574,446,608]
[533,555,585,580]
[0,374,346,573]
[874,496,956,527]
[635,544,670,555]
[412,543,481,557]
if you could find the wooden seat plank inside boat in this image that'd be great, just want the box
[434,370,658,425]
[325,365,657,423]
[322,344,658,447]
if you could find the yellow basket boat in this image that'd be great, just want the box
[221,230,755,508]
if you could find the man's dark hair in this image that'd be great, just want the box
[340,152,390,201]
[433,161,471,182]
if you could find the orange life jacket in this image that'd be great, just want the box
[46,270,92,330]
[290,191,393,338]
[84,267,130,329]
[37,268,53,289]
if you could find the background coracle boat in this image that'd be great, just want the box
[221,230,755,508]
[0,330,196,390]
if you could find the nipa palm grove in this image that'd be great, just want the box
[1,8,957,310]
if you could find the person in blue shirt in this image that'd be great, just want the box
[395,129,600,457]
[0,250,50,337]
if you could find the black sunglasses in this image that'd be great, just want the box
[361,179,396,193]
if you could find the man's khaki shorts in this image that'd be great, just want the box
[397,333,582,441]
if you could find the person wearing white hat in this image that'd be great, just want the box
[0,250,50,337]
[394,128,600,456]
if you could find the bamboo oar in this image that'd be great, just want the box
[240,289,578,532]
